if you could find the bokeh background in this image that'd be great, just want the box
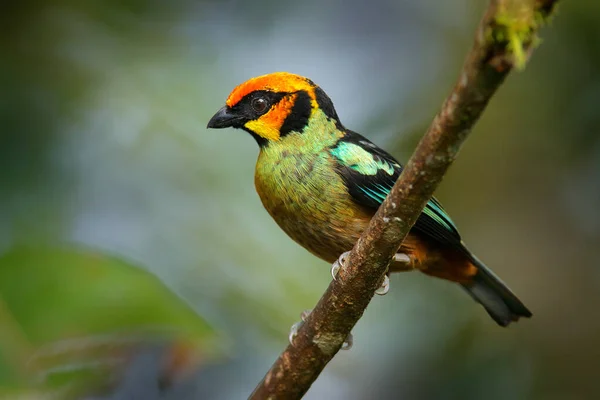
[1,0,599,399]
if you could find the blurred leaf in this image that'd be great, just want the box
[0,246,220,396]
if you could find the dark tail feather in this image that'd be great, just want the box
[461,255,532,327]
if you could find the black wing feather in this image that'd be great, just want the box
[332,130,463,247]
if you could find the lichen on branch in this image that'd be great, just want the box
[488,0,558,69]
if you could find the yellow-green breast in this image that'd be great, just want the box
[254,110,371,262]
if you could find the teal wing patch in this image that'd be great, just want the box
[330,141,398,176]
[331,130,462,245]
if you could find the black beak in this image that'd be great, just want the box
[207,106,241,129]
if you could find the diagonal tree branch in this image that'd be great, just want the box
[250,1,559,398]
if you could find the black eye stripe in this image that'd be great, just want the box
[234,90,286,119]
[279,90,312,136]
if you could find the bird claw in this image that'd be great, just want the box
[288,309,353,350]
[375,274,390,295]
[341,333,353,350]
[331,251,351,280]
[299,309,311,321]
[288,321,303,345]
[288,309,312,345]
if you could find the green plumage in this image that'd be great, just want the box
[254,108,461,263]
[252,109,530,326]
[254,110,367,263]
[207,72,532,326]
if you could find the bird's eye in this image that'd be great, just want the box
[251,97,269,114]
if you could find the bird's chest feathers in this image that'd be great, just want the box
[255,147,337,220]
[254,119,346,221]
[254,138,365,262]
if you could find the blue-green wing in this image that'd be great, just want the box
[330,131,462,246]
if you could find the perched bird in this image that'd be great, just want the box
[207,72,531,327]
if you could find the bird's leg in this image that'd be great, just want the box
[288,309,353,350]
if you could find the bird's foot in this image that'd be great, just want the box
[331,251,351,280]
[332,251,409,295]
[374,253,409,295]
[394,253,410,264]
[288,309,312,345]
[288,309,353,350]
[375,274,390,295]
[341,332,353,350]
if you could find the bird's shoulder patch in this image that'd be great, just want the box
[330,137,399,177]
[329,131,401,208]
[330,130,462,246]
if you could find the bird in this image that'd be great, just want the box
[207,72,532,327]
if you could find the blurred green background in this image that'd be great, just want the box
[1,0,599,399]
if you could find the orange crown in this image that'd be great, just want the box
[226,72,317,107]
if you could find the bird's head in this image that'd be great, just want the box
[207,72,341,146]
